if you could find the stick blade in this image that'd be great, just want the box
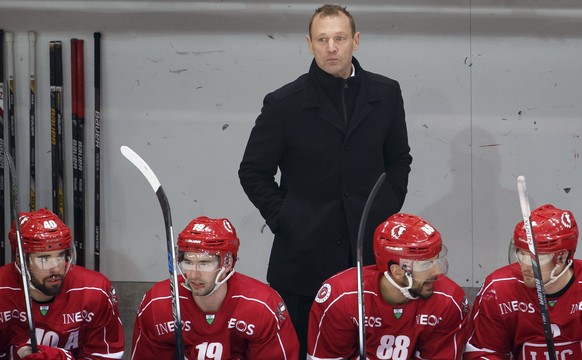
[517,175,531,217]
[120,146,161,192]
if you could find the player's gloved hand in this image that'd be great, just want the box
[18,345,73,360]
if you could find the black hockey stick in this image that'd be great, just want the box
[4,149,38,353]
[55,41,65,221]
[93,32,101,272]
[71,39,86,266]
[517,176,556,360]
[120,146,184,359]
[356,172,386,360]
[0,29,6,265]
[6,31,16,223]
[50,41,58,219]
[29,31,37,211]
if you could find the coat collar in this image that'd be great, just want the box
[302,57,381,137]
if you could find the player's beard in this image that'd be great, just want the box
[31,273,65,297]
[408,277,438,299]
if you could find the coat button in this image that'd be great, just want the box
[344,191,349,197]
[335,238,342,245]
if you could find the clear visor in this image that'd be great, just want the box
[508,241,554,266]
[178,252,220,272]
[401,245,449,276]
[27,249,74,270]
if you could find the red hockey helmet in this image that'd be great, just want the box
[9,208,72,253]
[177,216,240,267]
[514,204,578,261]
[374,213,444,273]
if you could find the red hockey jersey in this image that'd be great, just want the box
[308,265,469,360]
[131,272,299,359]
[0,263,124,359]
[465,260,582,360]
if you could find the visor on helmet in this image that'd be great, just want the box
[179,252,221,273]
[400,245,449,277]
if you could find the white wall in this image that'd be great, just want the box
[1,0,581,288]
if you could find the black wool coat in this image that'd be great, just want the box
[239,58,412,297]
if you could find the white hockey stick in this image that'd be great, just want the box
[5,151,38,352]
[516,176,556,360]
[121,146,184,359]
[356,173,386,359]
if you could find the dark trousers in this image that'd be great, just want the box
[273,287,313,360]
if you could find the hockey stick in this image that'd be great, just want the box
[6,32,16,223]
[55,41,65,221]
[356,172,386,360]
[71,39,86,266]
[50,42,58,218]
[120,146,185,359]
[4,150,38,353]
[0,29,5,265]
[29,31,37,211]
[516,176,556,360]
[93,32,101,271]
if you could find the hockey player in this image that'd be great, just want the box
[308,213,469,359]
[465,204,582,359]
[131,216,299,359]
[0,208,124,359]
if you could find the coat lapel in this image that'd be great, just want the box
[303,77,347,133]
[346,74,380,140]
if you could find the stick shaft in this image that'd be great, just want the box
[0,29,6,266]
[29,31,36,211]
[94,32,101,271]
[516,176,556,360]
[356,172,386,359]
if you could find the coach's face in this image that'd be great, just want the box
[307,12,359,79]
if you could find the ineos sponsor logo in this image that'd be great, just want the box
[228,318,255,335]
[0,309,27,323]
[416,314,442,326]
[62,310,95,324]
[155,320,192,335]
[498,300,535,315]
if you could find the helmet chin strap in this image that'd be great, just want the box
[544,259,573,288]
[181,267,235,297]
[384,271,419,300]
[204,267,235,297]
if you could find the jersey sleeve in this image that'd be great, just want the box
[243,290,299,359]
[307,282,358,359]
[464,280,512,360]
[77,281,125,359]
[415,286,470,360]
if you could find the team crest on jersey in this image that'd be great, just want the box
[276,302,287,321]
[394,308,403,319]
[206,314,215,325]
[315,284,332,303]
[40,305,50,316]
[549,300,557,308]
